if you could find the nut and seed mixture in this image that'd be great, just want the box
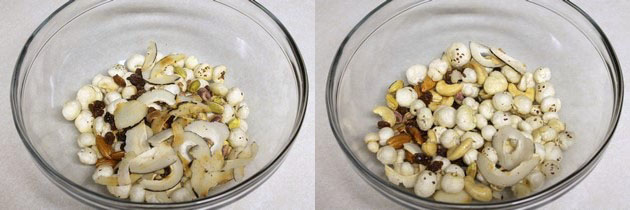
[366,42,574,203]
[62,41,256,203]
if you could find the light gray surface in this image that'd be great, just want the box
[315,0,630,209]
[0,0,314,209]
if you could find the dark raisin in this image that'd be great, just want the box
[419,91,432,105]
[452,101,461,109]
[113,75,126,87]
[129,89,146,100]
[104,112,116,130]
[90,101,105,117]
[120,142,126,151]
[452,158,466,168]
[377,121,391,129]
[162,166,172,177]
[414,153,432,166]
[128,73,146,88]
[396,107,409,115]
[116,131,127,142]
[164,115,175,129]
[427,161,443,172]
[104,132,115,145]
[444,71,453,84]
[437,146,448,157]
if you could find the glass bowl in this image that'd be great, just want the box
[326,0,622,209]
[11,0,307,208]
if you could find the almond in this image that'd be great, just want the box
[110,151,125,160]
[95,158,118,168]
[386,134,412,149]
[407,126,424,144]
[95,135,112,159]
[420,76,436,92]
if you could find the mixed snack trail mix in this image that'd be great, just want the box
[62,41,256,203]
[366,42,574,203]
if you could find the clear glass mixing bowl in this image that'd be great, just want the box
[11,0,308,208]
[326,0,623,209]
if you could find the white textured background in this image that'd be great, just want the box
[315,0,630,209]
[0,0,314,209]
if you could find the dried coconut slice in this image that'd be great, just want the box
[491,47,526,74]
[469,41,505,68]
[114,100,148,129]
[222,143,258,170]
[140,159,183,191]
[137,89,176,106]
[129,142,178,173]
[124,123,151,156]
[184,121,229,154]
[150,54,185,79]
[147,129,173,147]
[142,41,158,79]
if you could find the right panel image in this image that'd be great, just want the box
[316,0,626,209]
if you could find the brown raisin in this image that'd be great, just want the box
[377,121,390,129]
[427,161,443,172]
[104,112,116,130]
[396,106,409,115]
[164,115,176,129]
[116,131,127,142]
[437,146,447,157]
[104,132,115,145]
[113,75,126,87]
[128,73,146,88]
[419,91,432,105]
[414,153,432,166]
[90,100,105,117]
[129,89,146,100]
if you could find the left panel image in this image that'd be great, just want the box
[1,0,314,209]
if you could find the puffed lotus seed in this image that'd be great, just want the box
[236,103,250,119]
[428,59,449,81]
[184,56,199,69]
[194,63,213,80]
[533,67,551,84]
[62,100,82,121]
[212,65,227,83]
[492,92,513,112]
[226,87,245,106]
[77,147,98,165]
[395,87,418,107]
[406,65,427,85]
[446,42,471,68]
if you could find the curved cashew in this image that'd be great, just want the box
[372,106,396,126]
[511,182,532,198]
[447,138,473,160]
[422,142,437,157]
[441,96,454,107]
[436,81,463,97]
[508,84,534,101]
[388,80,404,93]
[433,190,472,204]
[468,59,487,85]
[463,163,492,201]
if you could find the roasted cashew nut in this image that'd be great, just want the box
[447,138,473,160]
[464,163,492,201]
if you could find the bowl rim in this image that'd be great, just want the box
[326,0,623,208]
[10,0,308,208]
